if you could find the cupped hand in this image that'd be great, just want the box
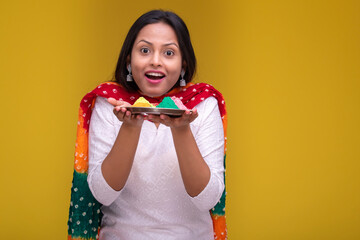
[147,109,198,129]
[108,98,144,127]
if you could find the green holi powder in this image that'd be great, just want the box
[156,97,179,109]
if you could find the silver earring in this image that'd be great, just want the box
[127,65,133,82]
[180,70,186,87]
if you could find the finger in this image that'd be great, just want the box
[135,114,144,121]
[160,114,171,122]
[187,109,198,122]
[190,108,198,118]
[182,110,192,121]
[108,97,122,106]
[146,114,156,122]
[113,108,122,115]
[114,104,128,112]
[107,97,116,104]
[123,112,144,125]
[113,108,125,121]
[121,110,131,122]
[148,114,163,123]
[159,114,174,127]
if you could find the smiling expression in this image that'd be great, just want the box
[129,22,183,97]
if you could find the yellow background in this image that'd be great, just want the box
[1,0,359,239]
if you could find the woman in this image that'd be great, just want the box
[67,10,227,240]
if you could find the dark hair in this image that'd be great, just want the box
[114,10,197,92]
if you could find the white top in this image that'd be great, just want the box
[88,96,225,240]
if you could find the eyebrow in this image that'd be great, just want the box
[137,40,179,48]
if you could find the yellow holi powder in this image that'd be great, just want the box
[132,97,155,107]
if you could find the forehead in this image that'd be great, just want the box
[135,22,179,44]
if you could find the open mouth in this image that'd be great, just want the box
[145,72,165,81]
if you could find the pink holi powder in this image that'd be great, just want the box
[171,96,188,110]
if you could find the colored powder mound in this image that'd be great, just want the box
[171,96,188,110]
[156,97,179,109]
[132,97,155,107]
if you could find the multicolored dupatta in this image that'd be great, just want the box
[67,82,228,240]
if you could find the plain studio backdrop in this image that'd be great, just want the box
[0,0,359,239]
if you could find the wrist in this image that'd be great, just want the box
[170,124,191,134]
[121,122,143,132]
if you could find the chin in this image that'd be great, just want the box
[140,86,171,98]
[141,90,165,98]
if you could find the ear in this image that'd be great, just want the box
[126,55,131,66]
[182,61,187,72]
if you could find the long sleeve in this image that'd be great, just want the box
[189,97,225,211]
[87,97,122,206]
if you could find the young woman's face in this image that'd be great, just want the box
[130,22,183,97]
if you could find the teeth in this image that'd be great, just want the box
[146,72,164,77]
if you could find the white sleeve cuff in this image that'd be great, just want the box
[88,164,122,206]
[189,171,224,212]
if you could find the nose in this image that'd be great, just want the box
[150,51,162,67]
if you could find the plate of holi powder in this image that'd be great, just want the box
[126,96,191,117]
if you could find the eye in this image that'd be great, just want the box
[165,50,175,56]
[140,48,150,54]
